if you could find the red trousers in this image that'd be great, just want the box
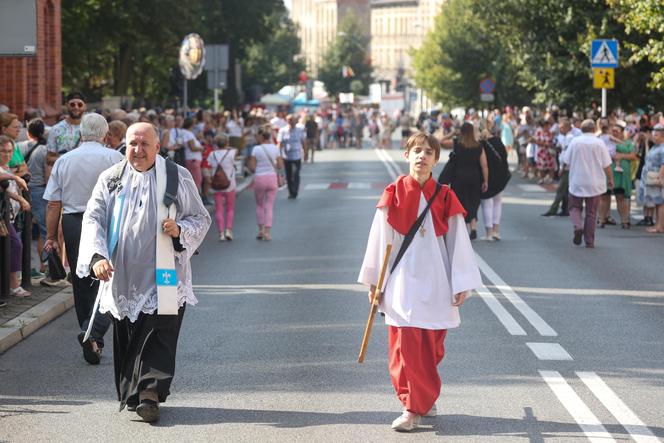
[388,326,447,415]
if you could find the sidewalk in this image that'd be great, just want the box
[0,170,254,355]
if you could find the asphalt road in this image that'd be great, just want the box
[1,148,662,442]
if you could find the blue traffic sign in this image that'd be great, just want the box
[480,78,495,94]
[591,40,618,68]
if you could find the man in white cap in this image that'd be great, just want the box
[44,113,124,364]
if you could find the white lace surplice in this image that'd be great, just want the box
[77,158,211,322]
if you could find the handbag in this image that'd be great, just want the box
[42,248,67,280]
[261,145,286,188]
[645,170,662,186]
[438,147,457,185]
[211,150,232,191]
[481,137,511,199]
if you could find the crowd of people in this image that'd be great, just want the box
[3,97,664,306]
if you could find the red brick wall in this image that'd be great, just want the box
[0,0,62,123]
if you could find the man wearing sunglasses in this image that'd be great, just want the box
[42,92,86,287]
[46,92,86,161]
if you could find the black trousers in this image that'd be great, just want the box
[62,213,111,346]
[547,170,569,214]
[114,305,186,411]
[284,159,301,198]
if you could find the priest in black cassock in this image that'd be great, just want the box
[77,122,211,422]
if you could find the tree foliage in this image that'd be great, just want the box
[607,0,664,89]
[317,12,373,98]
[412,0,664,110]
[242,12,306,99]
[61,0,294,106]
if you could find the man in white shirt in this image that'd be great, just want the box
[44,113,124,364]
[277,114,307,199]
[560,119,614,248]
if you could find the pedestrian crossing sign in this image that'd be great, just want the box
[593,68,614,89]
[591,40,618,68]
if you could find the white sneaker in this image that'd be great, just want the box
[225,229,233,241]
[425,404,437,417]
[391,411,421,432]
[218,233,226,241]
[492,232,501,241]
[480,236,495,242]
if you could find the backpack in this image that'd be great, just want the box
[160,129,186,166]
[210,150,231,191]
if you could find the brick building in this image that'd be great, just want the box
[0,0,62,122]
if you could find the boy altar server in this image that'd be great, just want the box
[358,132,482,431]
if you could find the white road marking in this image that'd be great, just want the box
[475,286,527,335]
[304,183,330,190]
[375,149,401,179]
[526,342,573,361]
[194,284,366,292]
[348,182,371,189]
[577,372,660,443]
[539,371,616,443]
[518,184,549,193]
[475,254,558,337]
[502,196,553,206]
[506,286,664,299]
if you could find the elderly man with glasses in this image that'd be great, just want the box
[44,113,124,365]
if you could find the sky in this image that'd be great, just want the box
[284,0,291,11]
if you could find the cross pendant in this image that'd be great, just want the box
[419,226,426,237]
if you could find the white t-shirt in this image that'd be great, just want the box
[560,134,612,197]
[599,134,616,158]
[170,128,201,161]
[207,148,237,191]
[270,117,287,131]
[252,143,280,176]
[226,119,242,137]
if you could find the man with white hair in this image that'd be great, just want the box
[560,119,614,248]
[43,113,124,364]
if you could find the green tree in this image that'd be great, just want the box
[412,0,664,111]
[242,12,306,95]
[412,0,531,108]
[197,0,287,106]
[318,12,373,97]
[607,0,664,89]
[62,0,200,102]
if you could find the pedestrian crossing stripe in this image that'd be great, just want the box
[303,182,387,190]
[591,40,618,68]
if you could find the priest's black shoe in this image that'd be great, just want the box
[136,400,159,423]
[541,211,556,216]
[77,332,101,365]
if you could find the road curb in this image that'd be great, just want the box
[0,178,254,355]
[0,286,74,354]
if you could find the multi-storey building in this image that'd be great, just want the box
[291,0,370,77]
[371,0,442,92]
[291,0,443,94]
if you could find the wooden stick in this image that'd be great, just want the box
[358,243,392,363]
